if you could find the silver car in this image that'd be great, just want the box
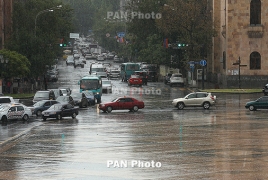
[170,73,184,87]
[0,103,32,122]
[172,92,216,110]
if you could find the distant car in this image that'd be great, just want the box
[128,75,143,87]
[0,93,4,96]
[73,53,80,59]
[134,71,148,85]
[59,87,72,95]
[46,71,58,82]
[102,80,112,93]
[169,73,184,87]
[41,103,79,121]
[70,92,90,108]
[172,92,216,110]
[33,90,56,104]
[107,69,120,79]
[56,96,75,106]
[99,97,145,113]
[29,100,60,116]
[80,57,86,64]
[74,59,84,68]
[48,89,63,99]
[97,55,105,61]
[262,84,268,95]
[66,57,75,66]
[85,53,95,60]
[245,96,268,111]
[164,73,172,84]
[0,103,32,122]
[147,71,158,82]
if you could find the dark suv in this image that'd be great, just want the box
[164,73,172,84]
[33,90,56,104]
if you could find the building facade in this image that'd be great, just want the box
[212,0,268,88]
[0,0,13,50]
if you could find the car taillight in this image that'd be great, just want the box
[210,96,214,100]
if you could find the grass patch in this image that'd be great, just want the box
[199,89,262,93]
[4,93,34,99]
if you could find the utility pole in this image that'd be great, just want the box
[232,56,247,89]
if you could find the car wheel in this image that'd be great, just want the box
[56,114,62,120]
[72,113,77,119]
[1,116,8,123]
[249,105,255,111]
[133,106,139,112]
[203,102,210,109]
[36,110,42,117]
[177,102,185,110]
[107,106,112,113]
[22,114,29,121]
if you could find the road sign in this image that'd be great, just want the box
[190,63,195,68]
[200,59,207,66]
[117,32,125,37]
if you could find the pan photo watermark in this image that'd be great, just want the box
[107,11,162,20]
[110,87,162,95]
[107,160,162,168]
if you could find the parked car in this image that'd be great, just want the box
[262,84,268,95]
[164,73,172,84]
[0,96,15,107]
[102,80,112,93]
[172,92,216,110]
[99,97,145,113]
[70,92,89,108]
[107,69,120,79]
[41,103,79,121]
[134,71,148,85]
[29,100,60,116]
[33,90,56,104]
[56,96,75,106]
[170,73,184,87]
[74,59,84,68]
[0,103,32,122]
[128,75,143,87]
[245,96,268,111]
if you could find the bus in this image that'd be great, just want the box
[120,63,140,82]
[78,75,102,103]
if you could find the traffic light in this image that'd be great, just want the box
[178,43,187,47]
[60,43,67,47]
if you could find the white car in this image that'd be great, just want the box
[0,103,32,122]
[172,92,216,110]
[102,80,112,93]
[170,73,184,87]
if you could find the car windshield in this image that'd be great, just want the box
[80,79,99,90]
[92,68,105,72]
[34,92,49,98]
[82,91,94,96]
[56,96,66,101]
[33,101,45,107]
[173,74,182,77]
[61,89,67,94]
[131,75,139,78]
[103,81,111,85]
[48,104,62,110]
[71,93,82,99]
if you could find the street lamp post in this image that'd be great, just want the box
[233,56,247,89]
[34,5,62,37]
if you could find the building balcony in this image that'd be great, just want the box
[247,25,264,38]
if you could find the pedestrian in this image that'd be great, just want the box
[7,81,11,93]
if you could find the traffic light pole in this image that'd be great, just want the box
[232,56,247,89]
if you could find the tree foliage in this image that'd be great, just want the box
[6,0,74,78]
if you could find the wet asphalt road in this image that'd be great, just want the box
[0,59,268,179]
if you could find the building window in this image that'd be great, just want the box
[250,51,261,69]
[250,0,261,25]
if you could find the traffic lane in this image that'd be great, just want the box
[1,101,268,179]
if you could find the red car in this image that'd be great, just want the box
[128,75,143,86]
[99,97,145,113]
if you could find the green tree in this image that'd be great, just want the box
[6,0,74,78]
[0,49,30,78]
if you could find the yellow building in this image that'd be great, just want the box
[213,0,267,88]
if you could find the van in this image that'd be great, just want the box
[33,90,56,104]
[89,63,107,78]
